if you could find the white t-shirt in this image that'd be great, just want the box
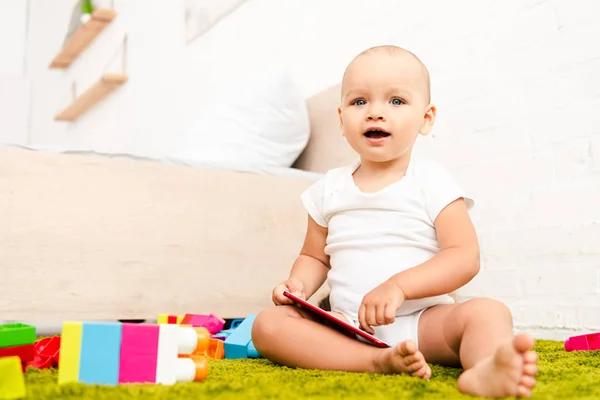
[301,156,475,320]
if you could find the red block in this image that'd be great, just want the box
[0,343,34,362]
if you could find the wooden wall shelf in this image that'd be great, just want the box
[49,9,117,69]
[54,74,128,122]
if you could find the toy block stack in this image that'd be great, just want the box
[157,313,226,359]
[0,323,36,372]
[223,314,261,359]
[58,321,211,386]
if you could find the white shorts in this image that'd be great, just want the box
[339,308,427,349]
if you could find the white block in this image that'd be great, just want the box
[175,358,196,382]
[155,324,179,385]
[177,327,200,355]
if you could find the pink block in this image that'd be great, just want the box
[118,323,159,383]
[564,332,600,352]
[205,314,225,334]
[181,314,225,334]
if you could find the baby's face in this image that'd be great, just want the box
[338,51,434,164]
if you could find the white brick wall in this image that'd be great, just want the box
[406,0,600,339]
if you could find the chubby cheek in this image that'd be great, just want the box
[340,110,363,136]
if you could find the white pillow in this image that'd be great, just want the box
[168,67,310,172]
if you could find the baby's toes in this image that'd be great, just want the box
[398,340,418,356]
[402,353,423,366]
[516,384,533,398]
[519,375,536,390]
[410,363,431,379]
[523,363,538,377]
[524,351,538,364]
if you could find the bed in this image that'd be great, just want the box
[0,83,356,326]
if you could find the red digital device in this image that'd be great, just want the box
[283,291,391,348]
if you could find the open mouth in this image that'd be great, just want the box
[364,129,391,139]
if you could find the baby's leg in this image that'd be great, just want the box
[252,305,431,378]
[417,298,538,398]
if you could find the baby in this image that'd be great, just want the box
[251,45,538,398]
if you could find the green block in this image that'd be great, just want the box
[0,356,26,399]
[0,323,36,348]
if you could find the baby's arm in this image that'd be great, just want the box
[273,214,330,304]
[388,197,480,300]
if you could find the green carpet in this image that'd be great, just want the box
[20,340,600,399]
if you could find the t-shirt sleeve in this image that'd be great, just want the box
[420,160,475,223]
[300,177,328,228]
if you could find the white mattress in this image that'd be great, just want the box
[1,144,324,181]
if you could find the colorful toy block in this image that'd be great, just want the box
[0,356,26,399]
[119,323,159,384]
[180,314,225,334]
[58,321,211,386]
[206,338,224,359]
[0,323,36,348]
[80,322,122,385]
[24,336,61,370]
[224,314,260,359]
[157,314,184,324]
[565,332,600,352]
[0,344,34,364]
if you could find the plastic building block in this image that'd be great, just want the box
[211,329,234,341]
[57,322,83,384]
[0,344,34,364]
[157,325,209,384]
[224,314,260,359]
[206,338,224,359]
[157,314,184,324]
[79,322,122,385]
[58,321,210,386]
[230,319,244,329]
[180,314,225,334]
[565,332,600,352]
[247,341,260,358]
[155,324,178,384]
[0,324,36,348]
[0,356,26,400]
[119,323,160,383]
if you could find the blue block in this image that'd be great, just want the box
[246,341,260,358]
[230,319,244,329]
[79,322,122,385]
[224,314,257,359]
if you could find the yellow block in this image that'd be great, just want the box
[0,356,26,399]
[57,321,83,384]
[157,314,184,324]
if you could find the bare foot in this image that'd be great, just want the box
[375,340,432,379]
[457,333,538,398]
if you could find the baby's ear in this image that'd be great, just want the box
[419,104,436,136]
[337,105,345,134]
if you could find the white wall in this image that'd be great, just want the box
[0,0,30,145]
[1,0,599,339]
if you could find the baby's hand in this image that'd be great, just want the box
[358,280,406,334]
[272,278,305,306]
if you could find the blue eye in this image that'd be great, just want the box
[352,99,366,106]
[390,98,403,105]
